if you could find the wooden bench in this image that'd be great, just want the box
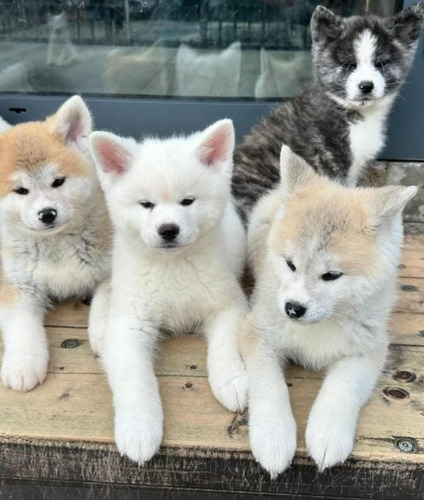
[0,234,423,499]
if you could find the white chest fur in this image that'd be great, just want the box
[347,97,394,185]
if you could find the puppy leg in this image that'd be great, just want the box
[306,349,387,471]
[103,311,163,464]
[88,280,111,357]
[1,290,48,392]
[240,318,297,478]
[204,298,249,412]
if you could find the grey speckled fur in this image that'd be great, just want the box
[232,3,423,222]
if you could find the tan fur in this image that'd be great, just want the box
[238,316,260,360]
[0,121,90,198]
[270,177,378,276]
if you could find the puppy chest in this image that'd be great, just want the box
[348,112,386,183]
[20,238,106,298]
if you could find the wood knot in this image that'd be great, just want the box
[401,284,418,292]
[393,370,416,383]
[383,387,409,400]
[60,339,83,349]
[183,382,193,390]
[395,437,418,454]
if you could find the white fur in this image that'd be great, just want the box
[89,119,248,464]
[347,94,395,184]
[0,117,11,134]
[242,146,416,476]
[346,30,386,102]
[0,96,110,392]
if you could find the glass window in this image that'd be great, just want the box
[0,0,402,99]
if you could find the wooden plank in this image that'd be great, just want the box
[395,278,424,314]
[0,339,423,464]
[389,313,424,346]
[0,369,423,465]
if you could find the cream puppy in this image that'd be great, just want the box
[240,145,416,477]
[0,96,110,392]
[89,119,248,464]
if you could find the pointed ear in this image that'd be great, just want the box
[197,119,235,169]
[369,185,417,223]
[48,96,92,149]
[310,6,344,44]
[386,3,423,48]
[89,131,136,177]
[279,145,318,195]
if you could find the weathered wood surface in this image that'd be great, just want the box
[0,234,423,497]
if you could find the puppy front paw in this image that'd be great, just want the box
[88,324,104,358]
[1,351,48,392]
[250,417,297,478]
[306,413,355,471]
[209,363,248,412]
[115,411,163,464]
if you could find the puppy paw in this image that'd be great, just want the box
[250,418,297,478]
[88,326,104,358]
[306,414,355,471]
[209,364,248,412]
[115,411,163,464]
[1,351,48,392]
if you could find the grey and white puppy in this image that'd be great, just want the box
[233,3,423,222]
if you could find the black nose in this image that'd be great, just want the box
[38,208,57,225]
[358,80,374,94]
[285,301,307,319]
[158,223,180,242]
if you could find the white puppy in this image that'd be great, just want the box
[89,119,248,464]
[240,145,416,477]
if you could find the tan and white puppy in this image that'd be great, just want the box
[89,120,248,464]
[240,145,416,477]
[0,96,110,392]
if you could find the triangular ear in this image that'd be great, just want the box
[369,185,418,222]
[310,6,344,44]
[47,96,92,149]
[279,145,318,195]
[197,119,235,169]
[386,3,423,48]
[89,131,136,177]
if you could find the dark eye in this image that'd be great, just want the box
[322,271,343,281]
[52,177,66,188]
[374,59,391,70]
[140,200,155,209]
[180,197,195,206]
[13,187,29,195]
[286,260,296,272]
[342,62,357,71]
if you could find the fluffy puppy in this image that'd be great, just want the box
[89,120,248,464]
[0,96,110,391]
[240,145,416,476]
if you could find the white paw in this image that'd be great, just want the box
[115,411,163,464]
[306,413,355,471]
[250,417,297,478]
[209,364,248,412]
[88,324,104,358]
[1,351,48,392]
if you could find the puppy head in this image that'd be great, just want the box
[311,3,423,108]
[268,145,417,324]
[0,96,94,235]
[90,119,234,253]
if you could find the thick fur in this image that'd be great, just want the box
[88,120,248,464]
[240,145,417,477]
[233,3,423,222]
[0,96,110,392]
